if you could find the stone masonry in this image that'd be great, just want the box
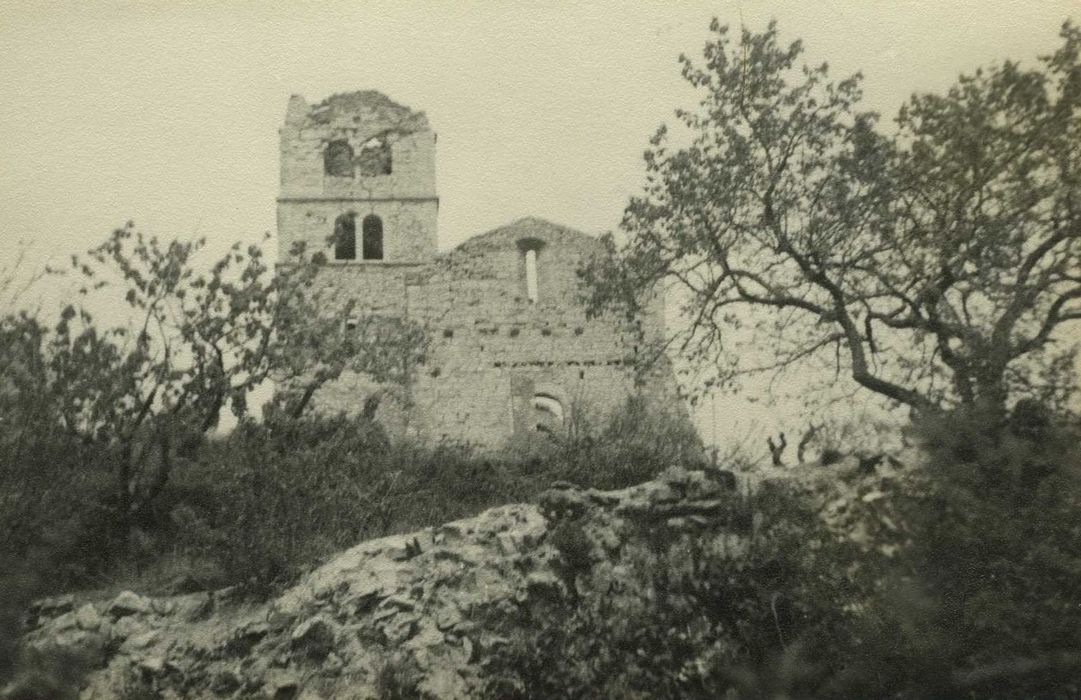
[277,91,689,447]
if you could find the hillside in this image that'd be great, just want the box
[13,457,907,699]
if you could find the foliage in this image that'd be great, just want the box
[548,518,594,598]
[505,392,706,490]
[2,224,426,531]
[167,396,701,592]
[0,646,90,700]
[480,405,1081,699]
[877,407,1081,697]
[483,485,867,699]
[0,372,701,613]
[583,20,1081,420]
[166,415,534,592]
[373,654,425,700]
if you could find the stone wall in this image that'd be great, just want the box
[278,91,438,263]
[404,217,674,445]
[276,200,438,266]
[278,91,690,449]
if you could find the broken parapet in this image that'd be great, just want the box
[302,90,430,134]
[278,89,436,200]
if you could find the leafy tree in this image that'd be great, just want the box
[583,20,1081,421]
[9,223,426,526]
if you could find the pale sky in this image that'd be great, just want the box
[2,1,1077,450]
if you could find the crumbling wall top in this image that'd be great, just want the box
[287,90,430,135]
[446,217,600,257]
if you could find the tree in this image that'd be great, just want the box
[583,20,1081,422]
[15,224,426,526]
[0,244,62,467]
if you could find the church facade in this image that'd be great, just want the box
[277,91,688,447]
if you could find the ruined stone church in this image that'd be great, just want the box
[277,91,687,447]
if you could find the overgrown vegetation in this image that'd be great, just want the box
[501,393,707,489]
[0,374,699,691]
[480,408,1081,699]
[584,20,1081,423]
[475,20,1081,697]
[3,16,1081,700]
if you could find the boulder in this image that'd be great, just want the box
[75,603,103,631]
[107,590,152,618]
[290,615,336,661]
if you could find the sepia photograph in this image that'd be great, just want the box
[1,1,1080,697]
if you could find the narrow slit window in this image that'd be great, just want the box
[525,249,538,303]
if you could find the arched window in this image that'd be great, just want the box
[362,215,384,260]
[324,140,354,177]
[357,137,392,176]
[533,393,565,434]
[333,213,356,260]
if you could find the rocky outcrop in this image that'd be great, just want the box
[12,459,905,699]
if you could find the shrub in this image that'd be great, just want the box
[482,484,867,699]
[162,413,550,594]
[866,405,1081,697]
[374,654,424,700]
[501,393,705,491]
[549,519,594,598]
[482,405,1081,699]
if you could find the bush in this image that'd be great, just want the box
[162,414,537,593]
[1,390,702,613]
[482,483,867,699]
[867,406,1081,697]
[481,405,1081,699]
[501,393,705,491]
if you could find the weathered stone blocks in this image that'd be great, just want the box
[278,91,692,448]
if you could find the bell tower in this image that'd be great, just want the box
[276,91,438,265]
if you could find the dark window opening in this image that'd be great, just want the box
[357,137,392,176]
[362,215,384,260]
[334,213,356,260]
[324,140,354,177]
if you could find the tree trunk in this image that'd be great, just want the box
[972,367,1009,430]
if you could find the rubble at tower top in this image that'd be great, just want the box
[287,90,430,133]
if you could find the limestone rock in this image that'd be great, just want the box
[291,615,336,661]
[32,594,74,618]
[119,629,161,654]
[108,590,152,618]
[20,464,853,699]
[75,603,103,631]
